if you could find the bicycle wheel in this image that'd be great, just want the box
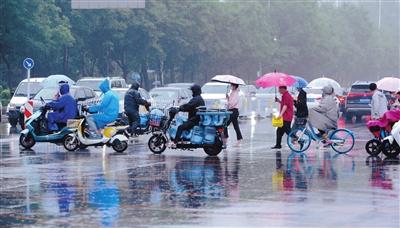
[287,128,312,153]
[329,129,355,154]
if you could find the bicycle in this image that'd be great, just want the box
[287,121,355,154]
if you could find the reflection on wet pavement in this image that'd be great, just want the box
[0,120,399,227]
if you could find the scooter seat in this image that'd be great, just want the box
[115,125,129,131]
[107,121,117,126]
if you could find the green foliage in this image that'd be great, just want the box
[0,0,398,89]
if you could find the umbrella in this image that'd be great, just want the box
[42,75,75,88]
[377,77,400,92]
[255,72,296,88]
[307,77,343,95]
[211,75,246,85]
[292,76,308,88]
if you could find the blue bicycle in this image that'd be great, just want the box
[287,121,355,154]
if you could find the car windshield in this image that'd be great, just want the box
[351,84,370,93]
[34,88,77,100]
[202,84,229,94]
[150,90,178,100]
[76,80,102,91]
[14,82,43,97]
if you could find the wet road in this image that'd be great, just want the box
[0,118,399,227]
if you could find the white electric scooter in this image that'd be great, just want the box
[63,117,129,153]
[380,120,400,158]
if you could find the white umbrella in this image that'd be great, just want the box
[307,77,343,95]
[211,75,246,85]
[376,77,400,92]
[42,75,75,88]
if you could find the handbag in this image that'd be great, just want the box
[272,116,284,128]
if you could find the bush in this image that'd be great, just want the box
[0,88,11,105]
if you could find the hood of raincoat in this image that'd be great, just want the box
[99,79,110,93]
[322,85,334,96]
[59,83,70,95]
[190,84,202,97]
[130,81,140,91]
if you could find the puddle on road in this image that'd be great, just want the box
[0,149,398,227]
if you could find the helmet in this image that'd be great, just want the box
[190,84,202,96]
[131,73,141,84]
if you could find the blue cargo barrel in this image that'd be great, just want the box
[191,126,204,144]
[203,126,216,144]
[140,114,149,127]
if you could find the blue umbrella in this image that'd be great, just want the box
[292,76,308,88]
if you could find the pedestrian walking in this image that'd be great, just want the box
[292,86,308,130]
[224,83,243,147]
[271,86,294,149]
[369,83,388,120]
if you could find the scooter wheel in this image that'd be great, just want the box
[148,135,167,154]
[20,133,35,149]
[381,140,400,158]
[365,139,381,156]
[203,138,223,156]
[63,135,79,151]
[112,139,128,153]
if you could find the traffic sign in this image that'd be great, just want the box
[23,58,34,70]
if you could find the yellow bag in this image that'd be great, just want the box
[272,116,284,128]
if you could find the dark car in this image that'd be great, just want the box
[344,81,374,122]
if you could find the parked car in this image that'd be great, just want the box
[31,86,99,115]
[344,81,374,122]
[201,82,252,118]
[165,83,194,89]
[7,77,46,127]
[77,77,127,96]
[113,87,152,114]
[150,87,191,109]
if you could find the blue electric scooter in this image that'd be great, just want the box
[19,97,75,150]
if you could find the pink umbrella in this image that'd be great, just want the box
[255,72,296,88]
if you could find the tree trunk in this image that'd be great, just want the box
[63,45,69,76]
[141,60,149,90]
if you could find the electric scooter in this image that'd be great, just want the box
[148,107,231,156]
[63,115,130,153]
[380,121,400,158]
[19,99,75,150]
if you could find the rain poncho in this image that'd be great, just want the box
[371,90,388,119]
[47,84,78,130]
[309,86,339,130]
[88,79,119,128]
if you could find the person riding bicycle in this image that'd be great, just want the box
[124,79,151,136]
[86,79,119,138]
[308,85,339,146]
[46,83,78,131]
[172,84,205,145]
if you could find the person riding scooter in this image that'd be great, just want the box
[85,79,119,138]
[46,83,78,131]
[124,80,150,136]
[173,84,205,145]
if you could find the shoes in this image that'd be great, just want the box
[169,142,177,149]
[271,145,282,149]
[323,140,333,147]
[234,140,242,147]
